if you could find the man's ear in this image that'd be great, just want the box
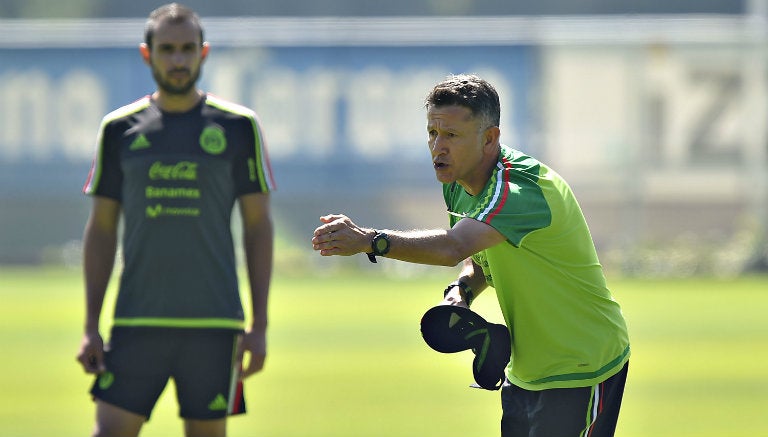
[139,43,151,65]
[201,42,210,61]
[483,126,501,150]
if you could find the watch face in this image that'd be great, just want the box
[375,238,388,252]
[374,233,390,254]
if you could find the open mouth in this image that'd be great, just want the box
[433,162,447,169]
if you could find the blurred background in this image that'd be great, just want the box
[1,0,767,278]
[2,2,768,437]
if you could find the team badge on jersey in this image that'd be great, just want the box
[199,126,227,155]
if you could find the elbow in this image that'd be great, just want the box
[436,247,469,267]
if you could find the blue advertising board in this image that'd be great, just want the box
[0,43,539,262]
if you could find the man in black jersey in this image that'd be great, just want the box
[75,4,276,436]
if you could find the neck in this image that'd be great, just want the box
[458,145,500,196]
[152,89,203,113]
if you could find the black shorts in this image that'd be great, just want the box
[501,362,628,437]
[90,327,246,420]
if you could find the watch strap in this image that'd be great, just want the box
[367,230,390,263]
[443,280,474,306]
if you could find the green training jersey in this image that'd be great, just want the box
[83,94,275,330]
[445,144,629,390]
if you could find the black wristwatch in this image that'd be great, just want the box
[443,280,474,307]
[366,231,390,263]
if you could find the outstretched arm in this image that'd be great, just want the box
[311,213,506,267]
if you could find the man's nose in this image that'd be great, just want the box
[170,51,187,66]
[430,136,445,154]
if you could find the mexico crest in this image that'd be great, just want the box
[199,126,227,155]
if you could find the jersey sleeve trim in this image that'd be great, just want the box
[83,96,152,196]
[475,159,512,223]
[468,146,552,246]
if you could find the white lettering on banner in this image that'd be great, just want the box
[346,67,395,158]
[205,57,515,161]
[645,50,744,167]
[1,70,48,161]
[58,70,106,161]
[545,47,750,179]
[0,58,514,164]
[303,67,339,158]
[249,67,303,157]
[0,69,105,162]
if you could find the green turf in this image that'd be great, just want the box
[1,266,766,436]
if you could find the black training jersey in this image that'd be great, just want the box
[83,94,275,329]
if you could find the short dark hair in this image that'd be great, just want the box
[425,74,501,128]
[144,3,204,48]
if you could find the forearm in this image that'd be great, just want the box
[456,258,488,297]
[82,224,117,332]
[443,258,489,306]
[243,219,273,330]
[78,223,114,374]
[313,214,505,267]
[312,215,468,266]
[377,228,467,267]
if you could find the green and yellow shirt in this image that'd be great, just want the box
[445,145,629,390]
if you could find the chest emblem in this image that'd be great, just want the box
[199,126,227,155]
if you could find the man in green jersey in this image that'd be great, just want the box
[312,74,629,437]
[76,4,275,437]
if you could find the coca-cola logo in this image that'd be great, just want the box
[148,161,198,180]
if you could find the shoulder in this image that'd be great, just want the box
[496,145,570,193]
[101,96,152,126]
[203,94,265,138]
[498,145,542,174]
[474,146,551,217]
[204,93,257,119]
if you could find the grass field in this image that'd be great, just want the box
[1,265,767,436]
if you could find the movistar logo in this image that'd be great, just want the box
[146,204,200,218]
[146,204,163,218]
[208,393,228,411]
[148,161,198,181]
[129,134,151,151]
